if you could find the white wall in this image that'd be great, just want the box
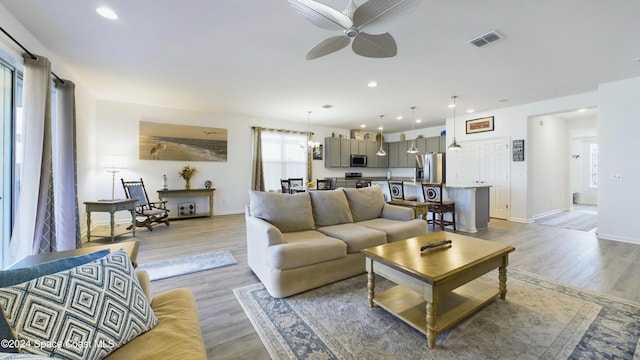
[90,100,365,223]
[598,76,640,244]
[528,115,568,217]
[445,92,598,223]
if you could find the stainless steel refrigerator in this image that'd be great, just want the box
[424,153,446,183]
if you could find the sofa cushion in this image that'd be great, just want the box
[309,189,353,227]
[317,224,387,253]
[267,231,346,270]
[342,186,385,222]
[0,249,111,350]
[0,250,158,359]
[104,288,206,360]
[357,218,428,243]
[249,191,314,233]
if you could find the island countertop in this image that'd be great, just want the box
[371,180,490,233]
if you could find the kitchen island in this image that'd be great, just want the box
[372,181,491,233]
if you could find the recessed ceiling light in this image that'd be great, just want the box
[96,6,118,20]
[467,109,475,113]
[448,103,456,109]
[360,124,366,128]
[416,119,422,123]
[378,126,383,131]
[367,81,378,88]
[321,104,333,109]
[396,116,403,120]
[577,108,588,112]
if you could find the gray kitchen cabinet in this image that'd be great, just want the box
[324,137,341,167]
[388,142,399,168]
[440,136,447,152]
[426,136,441,153]
[398,140,409,167]
[340,138,351,166]
[350,139,366,155]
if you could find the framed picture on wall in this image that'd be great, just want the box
[513,139,525,161]
[466,116,494,134]
[139,121,228,161]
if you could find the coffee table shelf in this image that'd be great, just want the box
[373,277,500,335]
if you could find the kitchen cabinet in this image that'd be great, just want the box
[325,136,444,168]
[325,137,342,167]
[325,137,384,168]
[366,141,388,168]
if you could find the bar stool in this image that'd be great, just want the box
[421,182,456,231]
[387,181,429,220]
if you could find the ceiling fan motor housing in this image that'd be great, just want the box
[345,28,359,37]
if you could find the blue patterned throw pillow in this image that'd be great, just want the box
[1,249,111,352]
[0,250,158,359]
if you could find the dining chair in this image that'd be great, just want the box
[421,182,456,231]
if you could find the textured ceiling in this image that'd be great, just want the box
[1,0,639,132]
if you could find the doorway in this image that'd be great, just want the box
[529,108,598,219]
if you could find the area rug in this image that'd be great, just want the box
[137,250,237,281]
[234,270,640,359]
[536,211,598,231]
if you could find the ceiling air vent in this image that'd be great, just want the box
[469,31,503,48]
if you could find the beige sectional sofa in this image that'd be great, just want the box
[246,186,428,298]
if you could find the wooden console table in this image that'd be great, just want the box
[157,188,215,219]
[84,199,137,242]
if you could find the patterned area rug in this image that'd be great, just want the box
[537,211,598,231]
[137,250,237,281]
[234,271,640,359]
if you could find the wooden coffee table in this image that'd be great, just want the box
[361,231,515,349]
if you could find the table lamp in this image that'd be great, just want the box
[103,155,125,200]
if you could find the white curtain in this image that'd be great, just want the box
[7,54,52,265]
[5,54,80,266]
[54,79,80,251]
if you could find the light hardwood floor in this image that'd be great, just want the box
[86,213,640,359]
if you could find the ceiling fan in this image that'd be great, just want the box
[288,0,423,60]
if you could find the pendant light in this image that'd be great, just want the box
[376,115,387,156]
[448,96,462,150]
[407,106,419,153]
[302,111,320,153]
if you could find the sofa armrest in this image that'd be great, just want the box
[380,203,415,221]
[245,208,285,247]
[135,270,152,302]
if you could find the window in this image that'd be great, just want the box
[589,143,598,188]
[1,56,23,268]
[261,131,307,192]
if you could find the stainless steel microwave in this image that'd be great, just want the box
[350,154,367,167]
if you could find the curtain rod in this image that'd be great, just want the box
[252,126,314,135]
[0,25,66,84]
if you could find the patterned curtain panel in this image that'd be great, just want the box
[251,127,265,191]
[54,80,80,251]
[7,54,54,265]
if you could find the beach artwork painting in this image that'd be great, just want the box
[140,121,227,161]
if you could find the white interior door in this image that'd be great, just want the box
[479,138,509,219]
[458,138,510,219]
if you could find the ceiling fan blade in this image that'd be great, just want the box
[288,0,353,31]
[353,0,423,34]
[352,32,397,58]
[305,36,351,60]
